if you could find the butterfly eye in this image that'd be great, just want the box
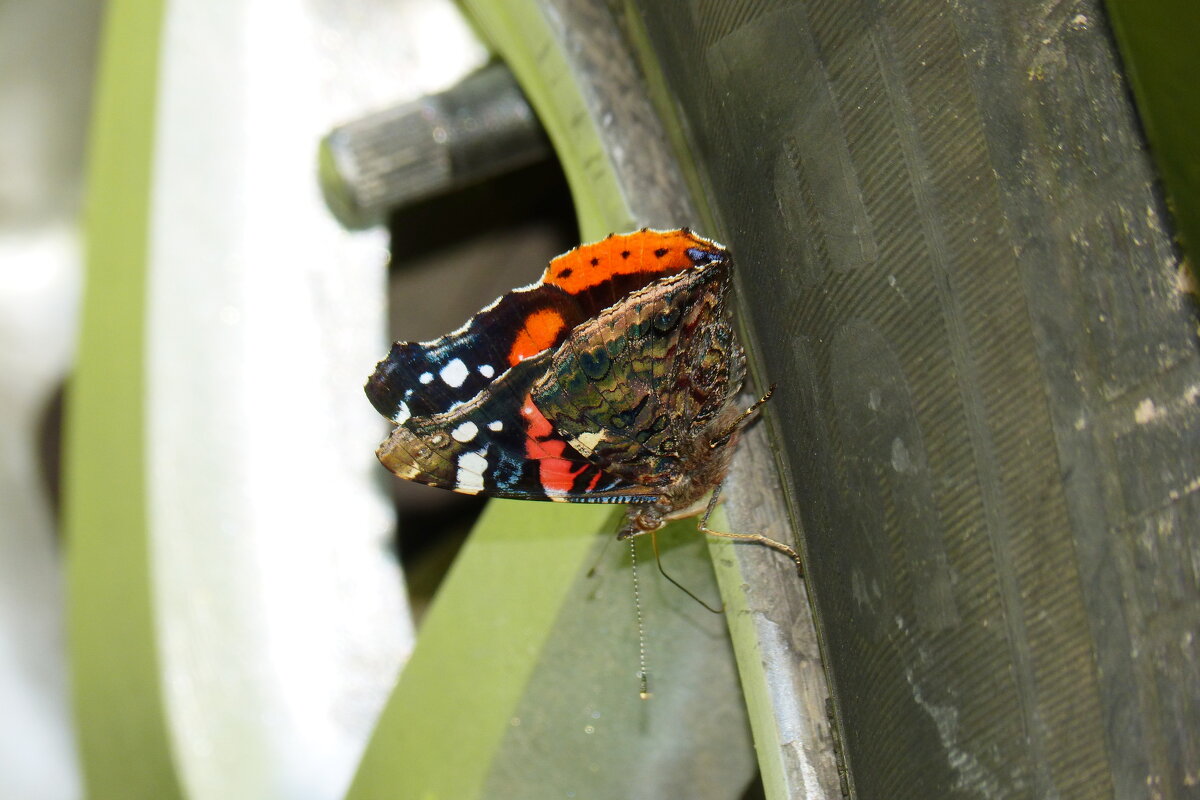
[579,347,611,380]
[685,247,722,265]
[653,306,681,332]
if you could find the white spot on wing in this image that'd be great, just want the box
[393,401,411,425]
[456,448,488,494]
[440,358,469,388]
[419,372,434,384]
[488,420,503,432]
[452,421,479,442]
[479,364,495,378]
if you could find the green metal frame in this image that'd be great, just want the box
[1106,0,1200,278]
[66,0,184,796]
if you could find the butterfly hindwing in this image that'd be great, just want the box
[531,255,746,488]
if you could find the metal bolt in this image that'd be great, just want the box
[319,63,550,228]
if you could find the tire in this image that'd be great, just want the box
[622,2,1200,798]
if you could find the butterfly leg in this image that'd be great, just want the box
[698,481,803,574]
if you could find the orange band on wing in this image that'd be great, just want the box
[508,307,568,365]
[543,229,721,295]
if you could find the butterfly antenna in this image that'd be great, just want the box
[629,539,651,700]
[711,383,776,450]
[650,530,723,614]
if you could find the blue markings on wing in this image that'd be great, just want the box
[489,446,531,493]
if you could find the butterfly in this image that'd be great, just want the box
[365,228,799,568]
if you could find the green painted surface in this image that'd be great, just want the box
[457,1,636,240]
[65,0,183,796]
[706,509,790,800]
[1107,0,1200,275]
[345,500,612,799]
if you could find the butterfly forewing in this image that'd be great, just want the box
[365,230,726,424]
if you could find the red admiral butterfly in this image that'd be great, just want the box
[366,229,799,568]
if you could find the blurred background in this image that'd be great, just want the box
[1,0,576,797]
[2,3,101,796]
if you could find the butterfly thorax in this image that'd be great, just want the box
[615,398,748,538]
